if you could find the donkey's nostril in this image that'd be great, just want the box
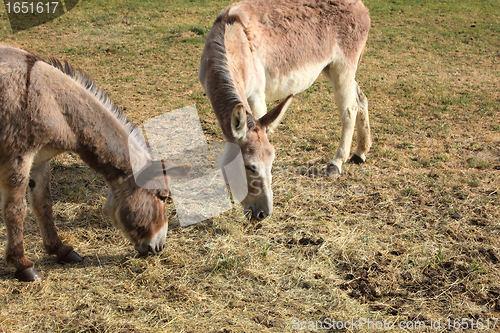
[256,211,267,220]
[134,243,149,256]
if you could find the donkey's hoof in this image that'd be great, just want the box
[326,163,341,177]
[59,250,82,264]
[350,154,365,165]
[15,268,43,282]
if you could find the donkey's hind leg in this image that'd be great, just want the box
[28,161,82,264]
[1,157,42,281]
[350,82,371,164]
[323,63,359,176]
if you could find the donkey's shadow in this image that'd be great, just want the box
[49,156,108,205]
[0,253,131,281]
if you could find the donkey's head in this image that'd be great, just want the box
[228,95,293,221]
[104,162,191,255]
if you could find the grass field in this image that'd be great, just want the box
[0,0,499,332]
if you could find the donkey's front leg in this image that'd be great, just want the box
[1,184,41,282]
[248,93,267,120]
[28,162,82,264]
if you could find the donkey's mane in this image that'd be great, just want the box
[209,31,242,106]
[45,58,130,129]
[207,19,259,129]
[41,56,149,152]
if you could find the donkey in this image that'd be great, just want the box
[199,0,371,220]
[0,44,191,281]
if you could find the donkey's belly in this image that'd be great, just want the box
[264,61,329,102]
[33,146,63,167]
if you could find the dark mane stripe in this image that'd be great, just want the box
[216,8,254,51]
[24,54,42,111]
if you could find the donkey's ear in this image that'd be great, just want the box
[258,94,293,133]
[134,161,191,188]
[134,160,165,188]
[164,163,192,178]
[231,104,248,141]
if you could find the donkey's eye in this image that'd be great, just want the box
[157,191,168,202]
[245,165,257,172]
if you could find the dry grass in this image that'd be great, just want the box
[0,0,499,332]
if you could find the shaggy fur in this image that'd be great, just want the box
[0,44,190,279]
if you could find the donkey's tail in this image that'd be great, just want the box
[355,81,368,111]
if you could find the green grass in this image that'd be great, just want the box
[467,157,492,170]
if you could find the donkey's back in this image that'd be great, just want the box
[0,44,123,165]
[0,45,77,160]
[228,0,370,75]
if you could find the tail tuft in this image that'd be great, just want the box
[355,82,368,110]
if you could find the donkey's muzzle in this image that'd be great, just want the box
[244,208,271,221]
[134,242,165,256]
[134,223,168,256]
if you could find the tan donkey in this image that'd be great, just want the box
[199,0,371,220]
[0,45,190,281]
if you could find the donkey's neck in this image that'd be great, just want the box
[68,91,149,188]
[37,60,151,188]
[207,70,243,142]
